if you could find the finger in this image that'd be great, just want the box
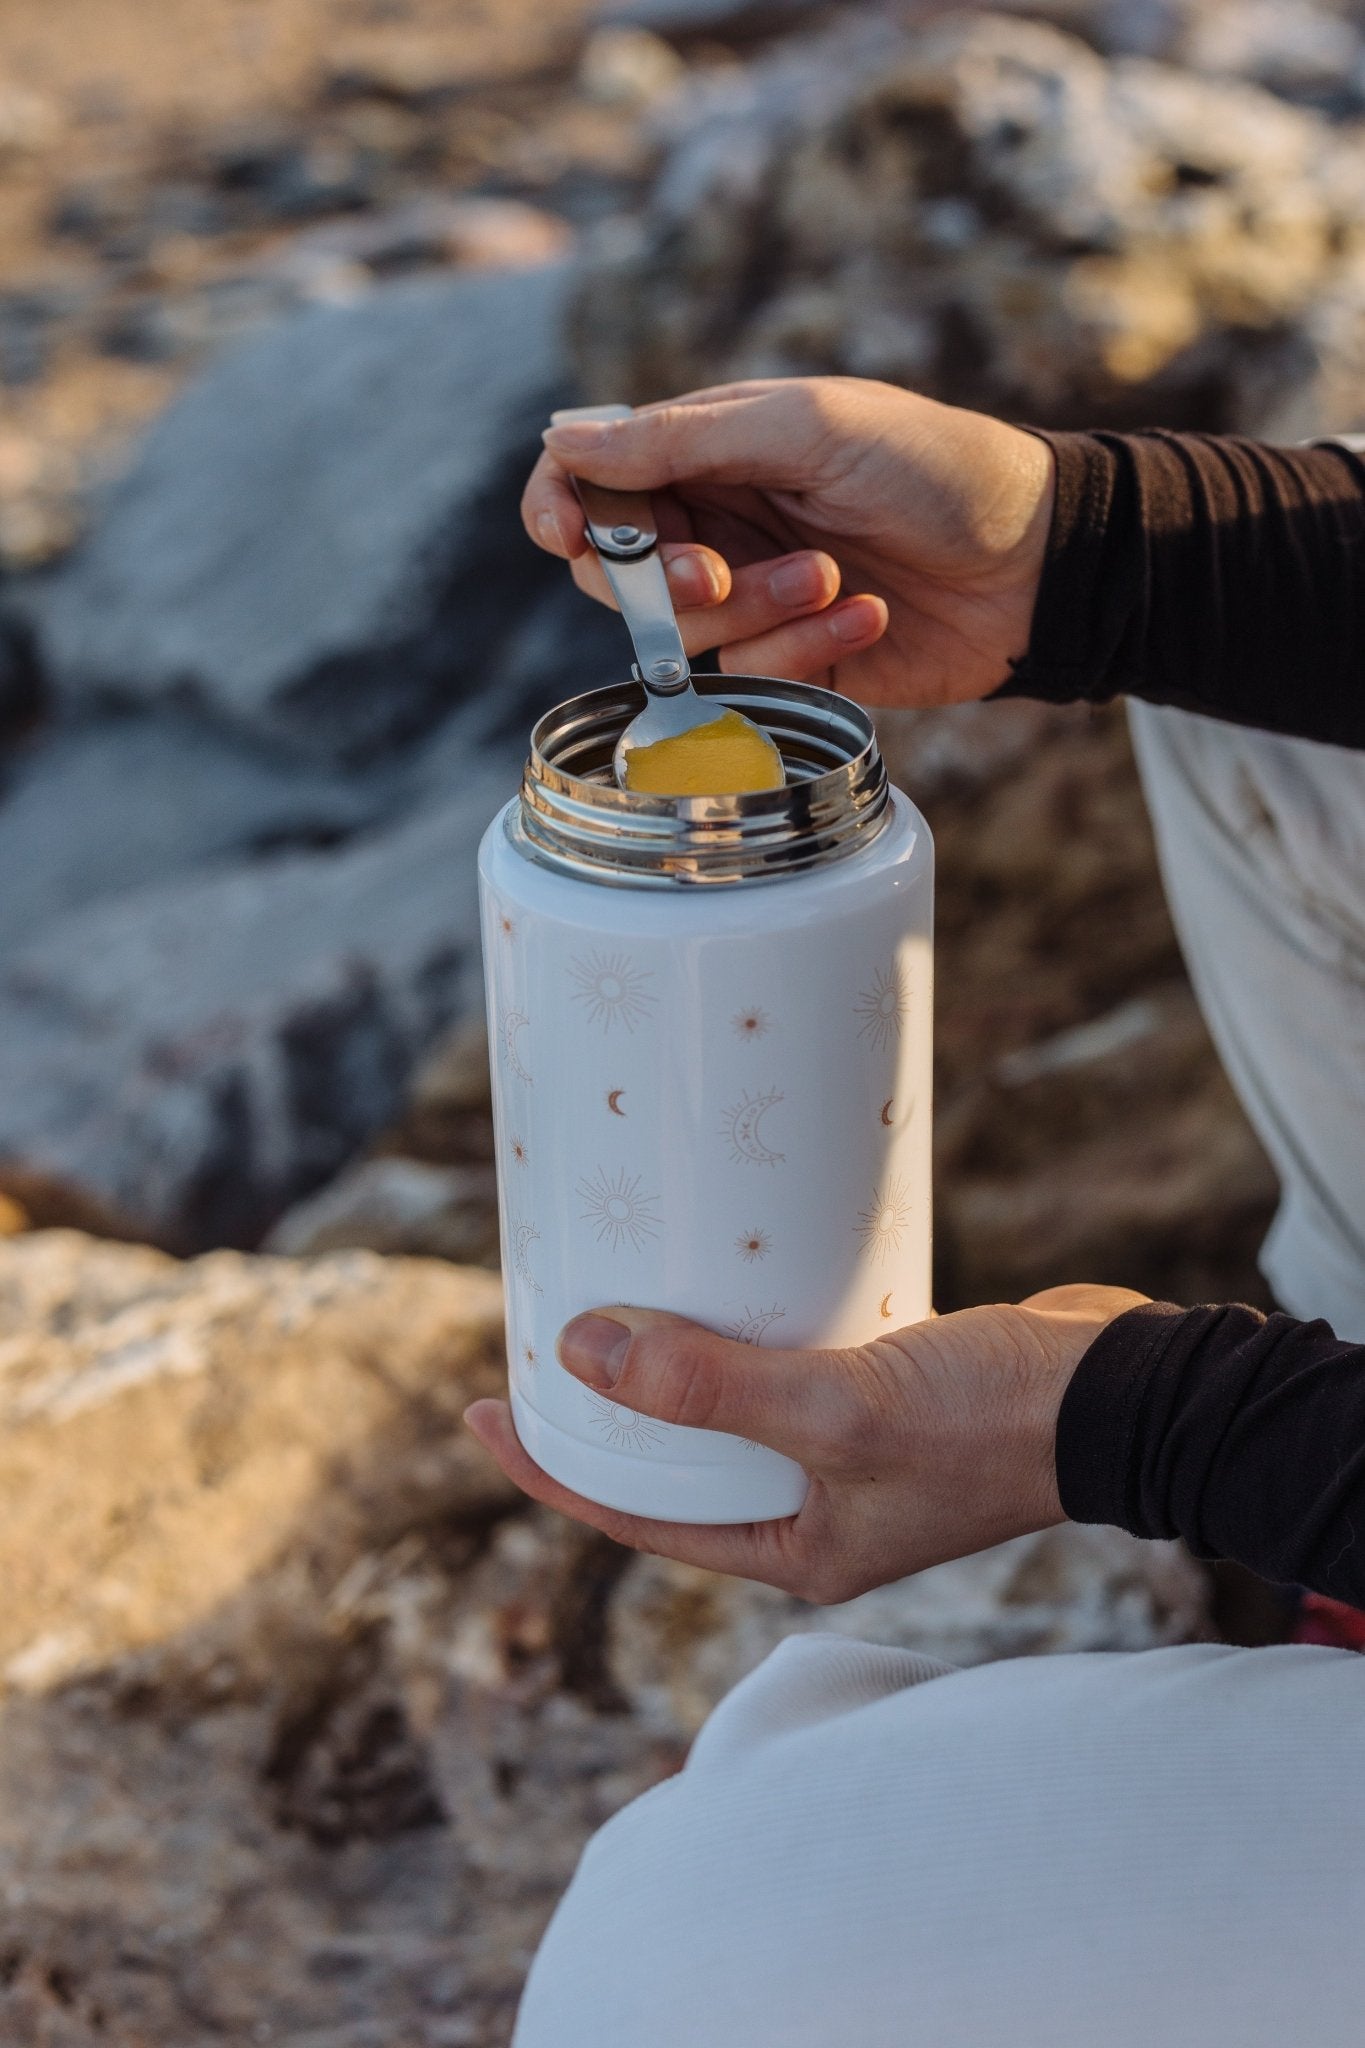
[540,388,844,494]
[570,540,733,616]
[717,593,889,679]
[462,1398,798,1580]
[573,548,842,654]
[521,450,590,558]
[555,1307,864,1465]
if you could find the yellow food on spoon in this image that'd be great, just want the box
[623,708,785,796]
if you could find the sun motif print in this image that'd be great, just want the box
[502,1009,532,1087]
[721,1087,784,1167]
[854,963,906,1052]
[586,1392,665,1451]
[568,951,658,1035]
[509,1134,528,1167]
[726,1305,786,1344]
[511,1217,542,1294]
[577,1166,662,1252]
[735,1226,773,1263]
[731,1006,771,1042]
[856,1176,914,1262]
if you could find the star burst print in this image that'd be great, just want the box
[732,1006,771,1041]
[568,951,657,1035]
[577,1166,662,1253]
[854,963,906,1052]
[586,1393,665,1452]
[855,1176,914,1262]
[735,1226,772,1263]
[726,1305,786,1345]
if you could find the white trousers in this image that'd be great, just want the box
[515,704,1365,2044]
[515,1635,1365,2046]
[1128,701,1365,1339]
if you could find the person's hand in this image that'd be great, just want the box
[521,377,1055,707]
[463,1283,1146,1601]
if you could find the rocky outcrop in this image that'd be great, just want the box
[0,1231,515,1691]
[0,766,507,1248]
[0,1226,1213,2044]
[0,256,645,1248]
[574,11,1365,435]
[13,265,578,762]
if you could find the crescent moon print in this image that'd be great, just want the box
[502,1009,532,1087]
[586,1392,665,1452]
[855,964,907,1052]
[511,1218,542,1294]
[721,1087,785,1167]
[735,1226,773,1263]
[569,951,657,1035]
[606,1088,626,1117]
[880,1098,894,1127]
[856,1177,914,1263]
[732,1007,771,1041]
[726,1305,786,1345]
[577,1166,662,1253]
[880,1292,894,1319]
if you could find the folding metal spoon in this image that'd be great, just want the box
[550,403,784,792]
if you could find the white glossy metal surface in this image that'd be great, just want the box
[479,788,933,1523]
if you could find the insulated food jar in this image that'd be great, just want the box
[478,675,932,1524]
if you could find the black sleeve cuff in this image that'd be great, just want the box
[1055,1300,1194,1532]
[994,430,1132,709]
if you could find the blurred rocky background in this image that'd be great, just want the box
[0,0,1346,2037]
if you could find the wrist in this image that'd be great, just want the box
[1015,1284,1152,1527]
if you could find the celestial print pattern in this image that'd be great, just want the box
[721,1087,785,1167]
[854,963,906,1051]
[856,1176,914,1263]
[568,951,658,1035]
[586,1393,666,1452]
[726,1305,787,1344]
[577,1166,662,1253]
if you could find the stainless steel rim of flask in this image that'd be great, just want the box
[513,674,891,888]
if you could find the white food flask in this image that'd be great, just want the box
[478,672,933,1524]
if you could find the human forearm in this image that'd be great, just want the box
[1005,430,1365,749]
[1058,1300,1365,1601]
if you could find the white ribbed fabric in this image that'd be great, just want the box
[1128,699,1365,1339]
[514,1635,1365,2046]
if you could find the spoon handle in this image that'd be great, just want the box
[550,405,693,697]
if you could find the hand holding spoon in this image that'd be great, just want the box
[550,404,785,795]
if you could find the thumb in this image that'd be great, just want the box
[556,1306,866,1465]
[541,389,840,495]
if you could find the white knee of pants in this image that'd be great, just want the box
[513,1633,1365,2048]
[1127,700,1365,1339]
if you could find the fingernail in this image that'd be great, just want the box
[558,1313,631,1390]
[667,551,722,606]
[828,600,872,644]
[768,557,821,607]
[543,421,614,452]
[537,509,564,551]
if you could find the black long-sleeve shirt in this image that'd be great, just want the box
[1004,430,1365,1602]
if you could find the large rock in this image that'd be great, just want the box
[574,12,1365,434]
[13,264,578,762]
[0,712,387,955]
[0,1225,1216,2046]
[0,1231,514,1692]
[0,764,507,1248]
